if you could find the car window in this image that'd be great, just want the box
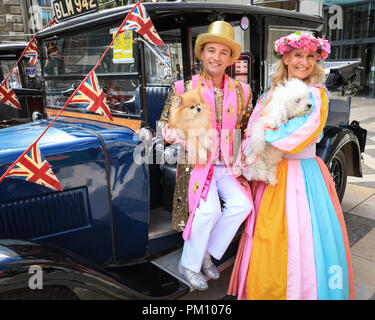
[191,21,251,76]
[42,25,141,117]
[145,28,183,85]
[0,59,22,88]
[145,20,251,85]
[23,59,42,89]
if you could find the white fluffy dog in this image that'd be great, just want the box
[242,78,313,185]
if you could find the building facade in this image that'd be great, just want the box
[0,0,29,42]
[323,0,375,95]
[5,0,372,93]
[0,0,318,42]
[0,0,132,43]
[0,0,54,43]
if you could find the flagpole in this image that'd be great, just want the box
[0,1,144,184]
[0,18,56,88]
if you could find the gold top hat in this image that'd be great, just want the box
[194,21,242,63]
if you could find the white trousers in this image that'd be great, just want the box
[180,165,252,273]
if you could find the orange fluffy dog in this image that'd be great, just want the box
[168,89,212,163]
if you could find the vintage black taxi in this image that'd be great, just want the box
[0,1,366,299]
[0,42,44,128]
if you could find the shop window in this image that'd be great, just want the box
[344,4,370,40]
[29,0,54,29]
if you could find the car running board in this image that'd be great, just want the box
[151,248,235,291]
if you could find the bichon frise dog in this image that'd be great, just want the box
[168,88,212,163]
[242,78,313,185]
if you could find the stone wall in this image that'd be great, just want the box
[0,0,29,43]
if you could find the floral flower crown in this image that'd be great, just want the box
[274,32,331,61]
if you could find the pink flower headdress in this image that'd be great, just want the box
[274,32,331,61]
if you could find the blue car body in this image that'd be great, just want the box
[0,118,149,265]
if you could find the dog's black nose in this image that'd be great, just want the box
[196,107,202,112]
[306,104,312,109]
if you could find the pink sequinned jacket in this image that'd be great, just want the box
[159,71,254,239]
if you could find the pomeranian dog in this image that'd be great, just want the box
[242,78,313,185]
[168,88,212,163]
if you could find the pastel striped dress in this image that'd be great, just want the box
[228,84,355,300]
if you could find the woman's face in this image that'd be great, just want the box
[282,49,317,81]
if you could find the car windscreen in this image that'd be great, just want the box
[41,24,140,117]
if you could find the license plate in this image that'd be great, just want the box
[52,0,98,22]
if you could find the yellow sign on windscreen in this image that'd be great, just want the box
[111,29,134,64]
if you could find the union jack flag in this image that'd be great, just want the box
[24,39,38,67]
[5,144,62,191]
[120,3,164,46]
[0,80,21,110]
[46,41,64,62]
[69,71,113,121]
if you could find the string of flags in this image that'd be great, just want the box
[0,81,21,110]
[0,0,165,192]
[69,71,113,121]
[121,2,165,46]
[46,41,64,62]
[24,39,39,67]
[6,144,63,192]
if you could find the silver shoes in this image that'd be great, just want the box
[178,260,208,291]
[202,252,220,280]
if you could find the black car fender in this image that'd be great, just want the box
[317,126,362,177]
[0,239,176,300]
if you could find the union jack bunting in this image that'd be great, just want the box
[46,41,64,62]
[5,144,62,191]
[120,3,164,46]
[24,39,38,67]
[69,71,113,121]
[0,80,21,110]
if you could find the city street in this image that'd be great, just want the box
[1,0,375,302]
[180,93,375,300]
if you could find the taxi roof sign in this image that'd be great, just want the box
[53,0,99,22]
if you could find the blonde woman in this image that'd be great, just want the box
[228,32,355,300]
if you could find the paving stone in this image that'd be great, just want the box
[351,254,375,295]
[349,194,375,220]
[351,228,375,263]
[354,281,375,300]
[343,214,375,247]
[342,184,375,213]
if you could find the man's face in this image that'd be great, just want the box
[200,42,233,79]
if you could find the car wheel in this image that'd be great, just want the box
[329,150,347,203]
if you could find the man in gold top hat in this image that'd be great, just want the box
[158,21,253,290]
